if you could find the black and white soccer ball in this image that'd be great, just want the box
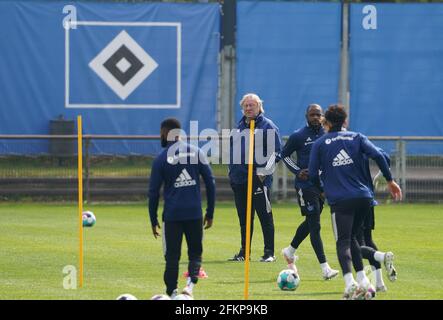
[151,294,171,300]
[82,211,96,227]
[173,294,194,300]
[116,293,137,300]
[277,269,300,291]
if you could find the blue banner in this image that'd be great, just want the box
[350,4,443,137]
[0,1,219,154]
[236,1,342,135]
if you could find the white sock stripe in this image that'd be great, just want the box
[320,262,330,273]
[374,251,385,262]
[344,272,355,288]
[375,269,385,287]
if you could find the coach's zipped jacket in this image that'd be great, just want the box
[148,141,215,227]
[228,113,282,189]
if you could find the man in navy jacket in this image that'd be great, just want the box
[280,104,339,280]
[149,118,215,298]
[228,93,281,262]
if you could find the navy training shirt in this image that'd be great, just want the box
[280,125,324,189]
[148,141,215,226]
[308,130,392,205]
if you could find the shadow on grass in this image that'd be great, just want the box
[252,291,341,298]
[179,260,235,266]
[215,278,276,285]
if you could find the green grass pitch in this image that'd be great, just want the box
[1,202,442,300]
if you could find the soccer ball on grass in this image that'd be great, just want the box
[116,293,137,300]
[151,294,171,300]
[82,211,96,227]
[173,294,194,300]
[277,269,300,291]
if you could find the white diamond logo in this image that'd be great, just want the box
[89,30,158,100]
[116,57,131,73]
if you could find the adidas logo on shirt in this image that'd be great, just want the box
[332,149,354,167]
[174,168,197,188]
[304,136,314,146]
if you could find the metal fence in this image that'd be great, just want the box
[273,137,443,203]
[1,135,442,203]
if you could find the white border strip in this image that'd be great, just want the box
[65,21,181,109]
[75,21,180,27]
[65,26,70,109]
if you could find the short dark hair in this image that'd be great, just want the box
[161,118,181,131]
[325,104,347,128]
[305,103,322,114]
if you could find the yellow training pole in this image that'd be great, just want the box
[77,115,84,288]
[244,119,255,300]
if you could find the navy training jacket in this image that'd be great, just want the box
[228,113,282,189]
[148,141,215,226]
[280,124,325,190]
[308,130,392,205]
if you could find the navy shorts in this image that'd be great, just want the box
[295,187,324,216]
